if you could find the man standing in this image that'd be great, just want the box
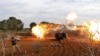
[11,36,21,56]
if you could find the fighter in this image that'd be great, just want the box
[11,36,21,56]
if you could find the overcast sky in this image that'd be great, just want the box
[0,0,100,28]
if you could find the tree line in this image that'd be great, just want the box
[0,17,24,31]
[0,16,62,31]
[29,21,57,30]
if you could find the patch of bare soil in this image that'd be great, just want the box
[0,35,100,56]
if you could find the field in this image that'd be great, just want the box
[0,32,100,56]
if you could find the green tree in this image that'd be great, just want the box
[16,19,24,30]
[30,22,37,30]
[0,21,3,30]
[7,17,24,30]
[7,17,17,30]
[1,20,8,30]
[0,17,24,31]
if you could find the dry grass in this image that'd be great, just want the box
[0,33,100,56]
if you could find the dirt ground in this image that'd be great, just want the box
[0,34,100,56]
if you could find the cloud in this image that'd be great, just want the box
[0,0,100,27]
